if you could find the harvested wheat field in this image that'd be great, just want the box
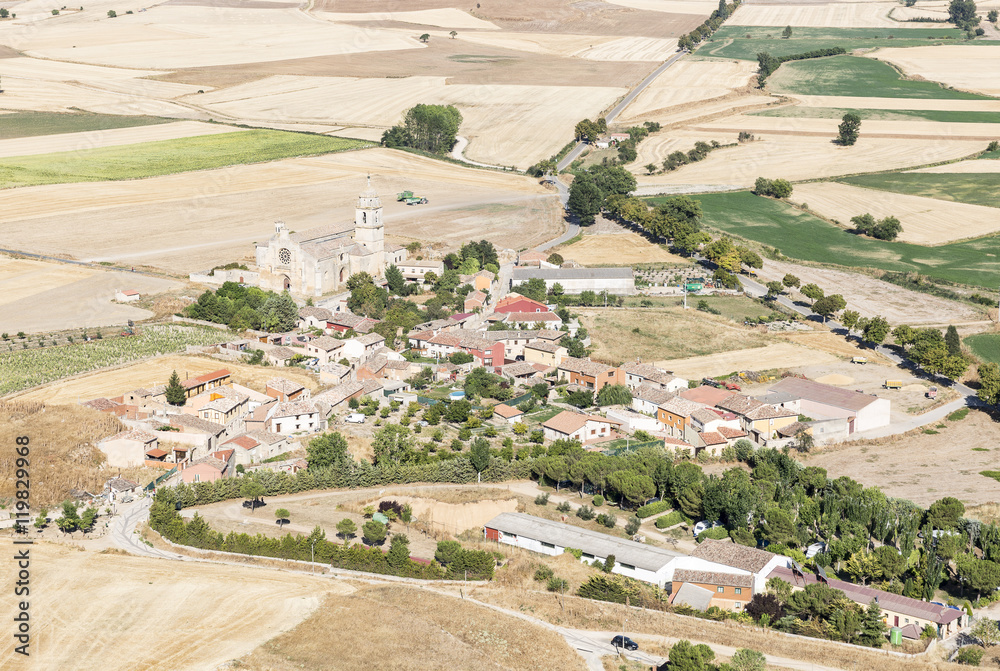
[791,181,1000,245]
[602,0,721,13]
[0,148,556,271]
[317,8,500,29]
[871,46,1000,97]
[754,258,978,325]
[558,231,690,265]
[786,94,1000,112]
[616,60,756,122]
[195,75,625,168]
[238,585,586,671]
[692,113,1000,141]
[0,121,244,158]
[14,353,319,404]
[0,540,337,671]
[0,76,208,117]
[445,30,679,61]
[728,2,900,27]
[655,342,839,378]
[622,93,780,128]
[0,256,179,334]
[910,159,1000,173]
[802,409,1000,507]
[6,6,421,68]
[635,133,983,188]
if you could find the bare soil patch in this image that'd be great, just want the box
[654,341,838,377]
[0,539,333,671]
[801,409,1000,507]
[557,230,691,265]
[14,353,319,404]
[754,258,979,325]
[0,256,180,334]
[238,585,587,671]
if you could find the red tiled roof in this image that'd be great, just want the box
[717,426,747,439]
[145,448,168,458]
[493,403,524,419]
[699,431,727,446]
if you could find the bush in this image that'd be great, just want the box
[592,494,605,507]
[547,576,569,593]
[534,564,554,581]
[556,501,572,513]
[696,526,729,542]
[636,500,670,518]
[576,505,596,521]
[535,493,550,506]
[956,646,984,666]
[655,510,686,528]
[625,516,641,535]
[596,513,617,529]
[564,547,583,560]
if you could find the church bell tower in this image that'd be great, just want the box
[354,175,385,265]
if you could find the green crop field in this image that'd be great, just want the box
[0,110,172,140]
[695,26,967,61]
[750,106,1000,124]
[768,55,990,99]
[646,190,1000,288]
[839,173,1000,209]
[0,130,369,189]
[965,333,1000,364]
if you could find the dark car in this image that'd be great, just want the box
[611,635,638,651]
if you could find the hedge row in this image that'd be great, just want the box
[757,46,847,85]
[654,510,689,528]
[636,500,671,518]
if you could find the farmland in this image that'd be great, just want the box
[790,181,1000,245]
[13,352,320,404]
[751,106,1000,124]
[695,26,965,61]
[0,110,171,140]
[0,130,368,189]
[965,333,1000,365]
[839,172,1000,210]
[0,539,335,671]
[768,55,991,99]
[654,342,839,379]
[556,231,690,265]
[652,190,1000,288]
[0,325,227,396]
[872,45,1000,98]
[0,255,179,334]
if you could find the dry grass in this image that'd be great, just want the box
[872,46,1000,98]
[579,307,775,365]
[557,232,691,266]
[471,588,963,671]
[0,401,163,507]
[238,584,588,671]
[728,2,901,27]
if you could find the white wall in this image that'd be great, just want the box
[855,398,891,432]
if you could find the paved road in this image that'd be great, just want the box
[111,498,186,561]
[556,50,687,172]
[535,177,579,252]
[450,135,510,170]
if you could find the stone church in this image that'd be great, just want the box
[255,177,406,297]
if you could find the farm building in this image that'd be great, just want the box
[114,289,140,302]
[98,430,158,468]
[766,565,965,638]
[665,540,790,595]
[492,403,525,424]
[180,369,231,398]
[767,377,891,433]
[484,513,683,587]
[510,267,635,295]
[542,410,621,444]
[670,570,754,612]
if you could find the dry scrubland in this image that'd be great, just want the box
[238,586,586,671]
[0,256,179,334]
[558,231,691,265]
[579,306,777,364]
[0,401,156,506]
[791,182,1000,245]
[873,46,1000,98]
[0,539,332,670]
[802,409,1000,507]
[13,353,319,404]
[0,148,557,272]
[754,258,980,325]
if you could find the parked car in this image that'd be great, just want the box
[611,635,638,651]
[693,520,721,536]
[805,542,827,559]
[345,413,366,424]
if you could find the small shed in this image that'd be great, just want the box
[115,289,141,302]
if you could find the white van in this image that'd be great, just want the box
[345,413,366,424]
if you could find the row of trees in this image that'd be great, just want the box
[677,0,742,51]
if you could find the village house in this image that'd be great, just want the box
[485,513,683,588]
[689,407,742,435]
[266,400,323,435]
[501,361,544,383]
[523,340,568,368]
[398,259,444,283]
[665,540,790,596]
[318,363,352,385]
[631,384,676,417]
[494,293,549,314]
[621,362,687,393]
[680,385,736,407]
[516,251,549,267]
[482,329,564,360]
[306,335,346,365]
[656,396,705,441]
[266,377,307,402]
[715,395,799,442]
[312,381,367,415]
[230,383,272,413]
[766,377,891,434]
[181,453,231,483]
[464,290,487,312]
[542,410,621,444]
[557,357,623,392]
[263,345,296,367]
[492,403,525,425]
[327,312,379,334]
[98,430,159,468]
[460,269,497,294]
[500,311,563,329]
[297,306,333,331]
[106,477,140,501]
[340,332,386,363]
[670,570,754,612]
[167,414,228,453]
[178,369,231,398]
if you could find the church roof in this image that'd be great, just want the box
[347,243,375,257]
[300,237,355,261]
[290,221,354,245]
